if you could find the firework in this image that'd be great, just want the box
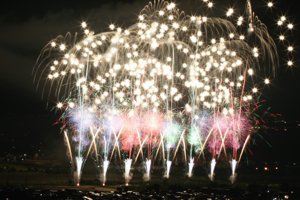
[34,0,295,184]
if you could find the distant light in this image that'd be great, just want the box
[208,2,213,7]
[288,46,293,51]
[265,79,270,84]
[252,88,258,93]
[278,21,283,26]
[69,102,75,108]
[169,3,175,9]
[81,22,87,28]
[268,2,273,7]
[57,103,63,108]
[288,61,293,66]
[226,8,234,16]
[279,35,285,40]
[60,44,66,51]
[288,23,294,29]
[281,16,286,21]
[159,10,164,16]
[248,69,254,75]
[109,24,115,30]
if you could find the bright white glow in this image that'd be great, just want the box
[57,103,63,108]
[143,159,151,181]
[248,69,254,75]
[226,8,234,16]
[230,159,237,183]
[60,44,66,51]
[288,24,294,29]
[109,24,115,30]
[268,2,273,7]
[279,35,285,40]
[124,159,132,185]
[164,160,172,178]
[101,160,110,185]
[265,79,270,84]
[209,159,216,181]
[188,158,194,178]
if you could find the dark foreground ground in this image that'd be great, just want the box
[1,159,300,199]
[0,185,299,200]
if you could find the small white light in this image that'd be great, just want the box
[60,44,66,51]
[288,24,294,29]
[109,24,115,30]
[265,79,270,84]
[248,69,254,75]
[268,2,273,7]
[279,35,285,40]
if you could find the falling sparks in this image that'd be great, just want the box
[34,0,296,185]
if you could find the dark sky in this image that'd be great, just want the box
[0,0,299,162]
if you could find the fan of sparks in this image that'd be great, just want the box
[34,0,295,184]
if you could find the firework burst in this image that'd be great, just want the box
[34,0,296,184]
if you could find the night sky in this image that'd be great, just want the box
[0,0,299,162]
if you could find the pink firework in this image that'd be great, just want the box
[207,116,229,158]
[225,112,252,159]
[118,113,142,158]
[142,112,166,159]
